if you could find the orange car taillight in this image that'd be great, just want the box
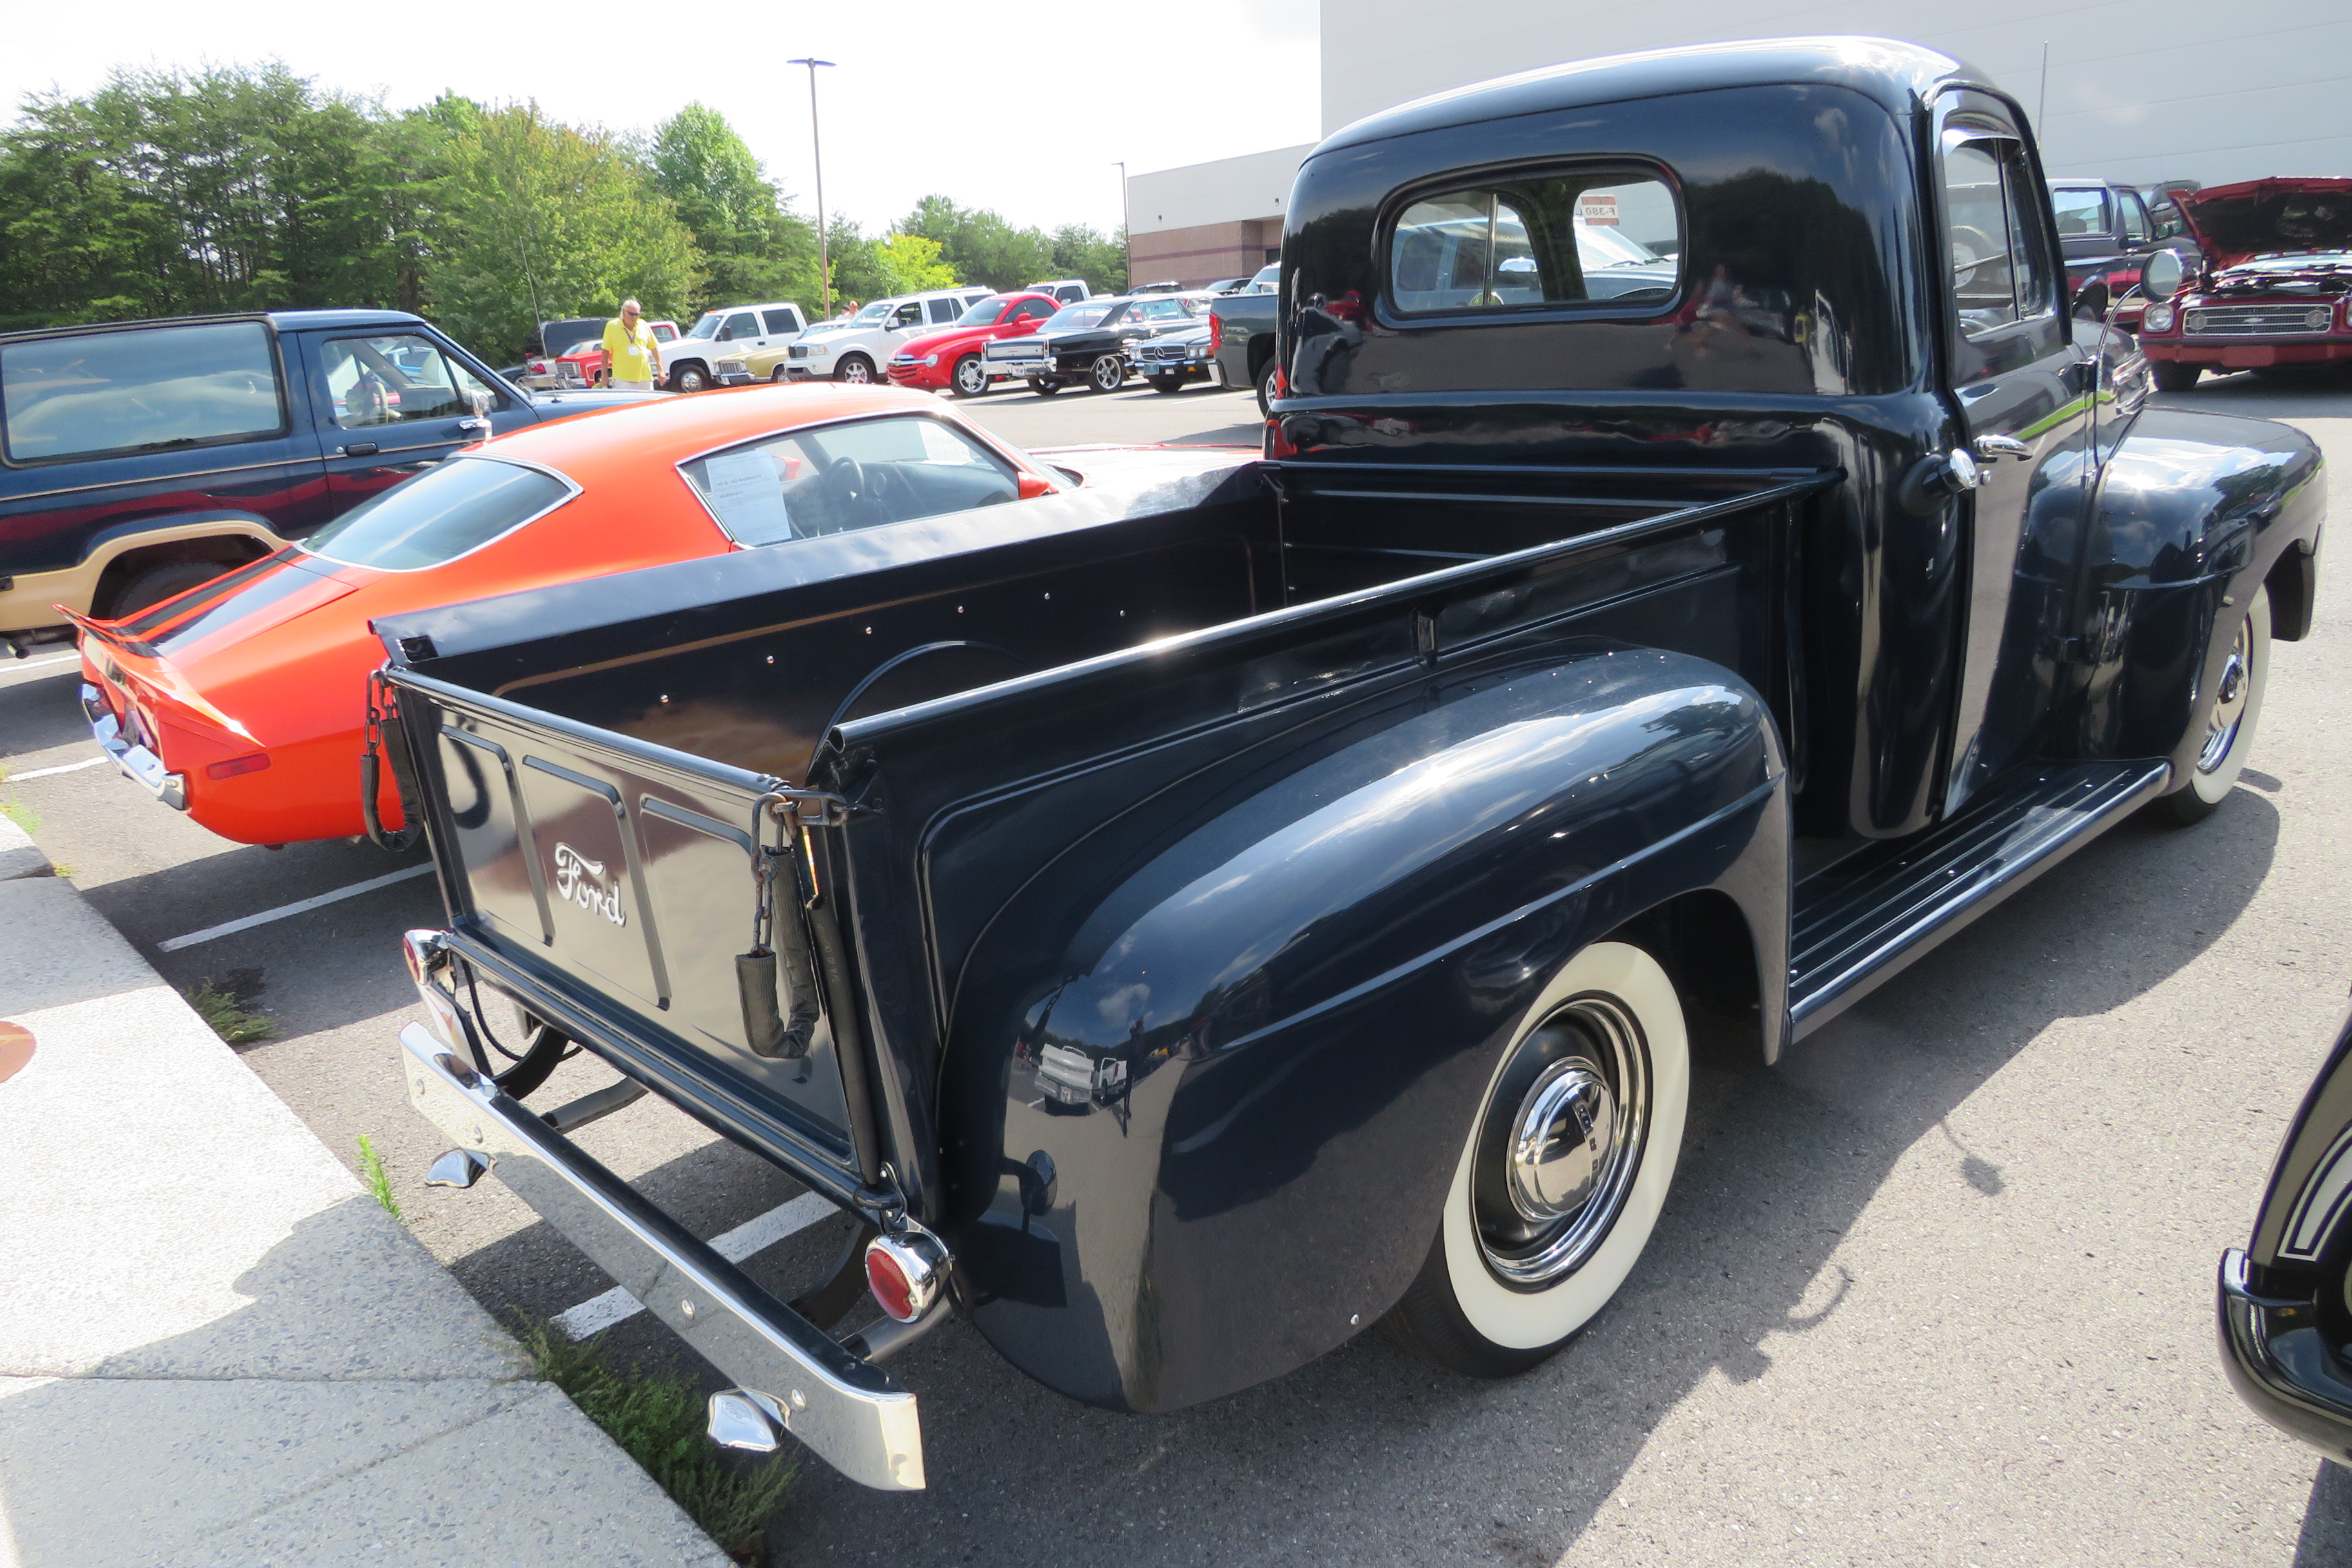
[206,752,271,780]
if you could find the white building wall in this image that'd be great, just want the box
[1319,1,2352,190]
[1128,144,1318,236]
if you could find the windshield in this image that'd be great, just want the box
[2052,188,2113,237]
[957,299,1009,327]
[1576,224,1663,269]
[1045,304,1114,331]
[299,457,572,571]
[685,313,723,339]
[1249,264,1279,291]
[850,300,893,324]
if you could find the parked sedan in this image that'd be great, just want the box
[68,388,1066,847]
[1132,319,1219,392]
[2137,177,2352,391]
[982,295,1204,395]
[884,291,1064,397]
[2220,1011,2352,1466]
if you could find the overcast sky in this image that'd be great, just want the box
[4,0,1321,235]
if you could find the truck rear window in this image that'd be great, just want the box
[1389,172,1680,315]
[299,456,574,571]
[1,320,286,464]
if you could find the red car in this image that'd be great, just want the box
[885,292,1064,397]
[556,318,680,386]
[2137,178,2352,391]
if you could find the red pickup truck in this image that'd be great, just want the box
[885,291,1064,397]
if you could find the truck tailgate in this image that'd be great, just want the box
[388,671,865,1191]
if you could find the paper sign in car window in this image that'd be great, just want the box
[703,449,794,545]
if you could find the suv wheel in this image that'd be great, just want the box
[837,355,876,385]
[1088,354,1125,393]
[952,355,988,398]
[109,558,230,619]
[671,362,711,394]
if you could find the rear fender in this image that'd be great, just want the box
[2075,408,2324,766]
[936,645,1786,1413]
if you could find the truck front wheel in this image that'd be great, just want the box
[2151,361,2201,393]
[2152,589,2269,826]
[671,362,711,394]
[1383,940,1689,1376]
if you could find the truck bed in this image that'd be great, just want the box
[381,453,1831,1200]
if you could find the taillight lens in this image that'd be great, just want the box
[206,752,270,780]
[1208,310,1222,347]
[863,1229,947,1322]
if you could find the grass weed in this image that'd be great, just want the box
[355,1135,401,1221]
[0,798,37,835]
[513,1315,798,1561]
[182,978,275,1044]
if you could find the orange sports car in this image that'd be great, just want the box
[68,385,1064,846]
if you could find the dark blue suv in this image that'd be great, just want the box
[0,309,654,656]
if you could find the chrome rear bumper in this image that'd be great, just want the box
[396,1022,926,1489]
[82,681,185,810]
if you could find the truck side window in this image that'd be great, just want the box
[1388,172,1680,315]
[761,308,800,336]
[928,299,962,325]
[680,414,1021,547]
[318,334,496,429]
[1942,139,2057,339]
[0,320,286,464]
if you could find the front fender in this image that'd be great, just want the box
[2078,407,2324,764]
[939,645,1786,1413]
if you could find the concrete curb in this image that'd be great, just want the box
[0,812,49,881]
[0,876,731,1567]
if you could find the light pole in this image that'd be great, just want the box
[1113,160,1130,289]
[789,57,838,318]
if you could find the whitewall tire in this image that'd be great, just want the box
[2155,588,2269,825]
[1386,940,1689,1374]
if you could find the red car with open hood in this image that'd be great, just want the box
[2136,178,2352,390]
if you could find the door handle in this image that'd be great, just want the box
[1973,434,2032,462]
[337,441,379,457]
[456,418,489,433]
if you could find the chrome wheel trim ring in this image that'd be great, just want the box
[1473,996,1649,1289]
[2199,611,2254,774]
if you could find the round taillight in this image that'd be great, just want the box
[863,1230,946,1322]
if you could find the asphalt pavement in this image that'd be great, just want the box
[3,369,2349,1565]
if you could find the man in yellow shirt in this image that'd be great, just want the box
[602,299,665,390]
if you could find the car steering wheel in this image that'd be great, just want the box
[816,456,874,532]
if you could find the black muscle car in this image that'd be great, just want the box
[980,295,1202,395]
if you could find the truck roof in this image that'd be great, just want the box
[1319,35,1991,154]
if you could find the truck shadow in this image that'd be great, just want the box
[740,788,2324,1563]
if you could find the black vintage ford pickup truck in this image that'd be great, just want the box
[380,39,2324,1491]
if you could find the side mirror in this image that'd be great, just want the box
[2142,249,2188,302]
[1015,472,1054,500]
[467,388,495,418]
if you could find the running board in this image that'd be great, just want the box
[1788,760,2170,1038]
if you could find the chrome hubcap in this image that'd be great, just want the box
[957,360,983,393]
[1473,997,1647,1288]
[2199,612,2253,774]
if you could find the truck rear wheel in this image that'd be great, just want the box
[1384,941,1689,1377]
[2153,589,2269,826]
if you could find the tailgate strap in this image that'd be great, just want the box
[736,791,841,1063]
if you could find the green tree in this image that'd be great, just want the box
[873,233,957,295]
[899,194,1052,290]
[645,103,819,311]
[428,101,702,357]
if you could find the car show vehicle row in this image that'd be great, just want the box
[785,290,999,386]
[2135,177,2352,389]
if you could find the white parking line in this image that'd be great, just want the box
[553,1190,839,1340]
[6,755,106,781]
[156,863,435,952]
[3,653,80,672]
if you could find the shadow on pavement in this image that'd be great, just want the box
[2152,367,2352,422]
[2297,1458,2352,1564]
